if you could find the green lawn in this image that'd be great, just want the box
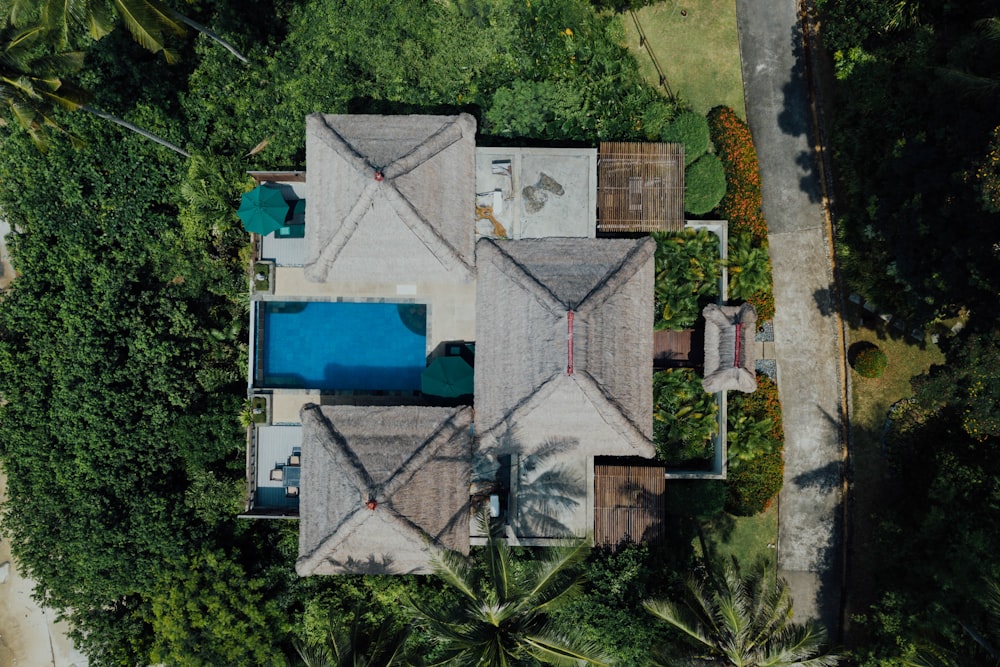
[623,0,746,117]
[843,317,944,646]
[697,504,778,568]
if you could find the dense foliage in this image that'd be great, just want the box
[817,2,1000,657]
[651,228,721,331]
[653,369,718,466]
[819,0,1000,326]
[555,542,678,665]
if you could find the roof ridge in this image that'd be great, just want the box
[574,372,655,457]
[383,114,473,179]
[380,406,472,500]
[480,238,566,316]
[382,186,475,277]
[575,237,656,315]
[304,180,379,282]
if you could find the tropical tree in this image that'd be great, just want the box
[0,24,190,154]
[409,514,610,666]
[3,0,247,62]
[295,606,409,667]
[644,559,840,667]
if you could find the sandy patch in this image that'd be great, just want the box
[0,471,89,667]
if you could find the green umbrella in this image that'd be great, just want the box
[238,184,290,235]
[421,356,474,398]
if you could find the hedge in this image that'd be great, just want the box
[707,106,767,243]
[661,110,710,166]
[725,448,784,516]
[684,154,726,215]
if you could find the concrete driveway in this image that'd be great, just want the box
[735,0,845,637]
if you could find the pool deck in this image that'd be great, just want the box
[261,267,477,424]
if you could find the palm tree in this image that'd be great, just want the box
[409,513,610,666]
[3,0,247,63]
[294,606,409,667]
[644,558,840,667]
[0,24,190,155]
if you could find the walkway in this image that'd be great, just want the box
[735,0,845,635]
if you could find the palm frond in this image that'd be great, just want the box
[429,546,479,602]
[111,0,170,55]
[524,629,612,666]
[644,598,716,651]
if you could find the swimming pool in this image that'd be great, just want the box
[257,301,427,391]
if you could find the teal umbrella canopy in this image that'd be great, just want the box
[239,184,290,235]
[421,356,474,398]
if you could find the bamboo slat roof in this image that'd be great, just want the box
[597,142,685,233]
[594,463,666,548]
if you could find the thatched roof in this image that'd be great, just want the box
[474,238,656,459]
[303,114,477,284]
[702,303,757,393]
[296,404,472,576]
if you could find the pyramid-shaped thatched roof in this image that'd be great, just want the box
[474,238,656,458]
[303,114,477,285]
[296,404,472,576]
[702,303,757,393]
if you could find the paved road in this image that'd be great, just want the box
[735,0,844,636]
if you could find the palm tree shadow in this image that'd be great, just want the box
[475,424,587,539]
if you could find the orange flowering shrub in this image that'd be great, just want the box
[731,375,784,443]
[745,287,775,322]
[707,106,767,243]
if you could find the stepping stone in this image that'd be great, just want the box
[911,329,925,342]
[848,293,863,305]
[863,301,877,312]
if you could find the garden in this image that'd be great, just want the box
[0,0,794,663]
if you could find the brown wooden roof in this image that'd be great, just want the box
[594,462,666,548]
[597,142,685,233]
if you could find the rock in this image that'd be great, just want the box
[0,561,10,584]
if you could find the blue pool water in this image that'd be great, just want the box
[258,301,427,391]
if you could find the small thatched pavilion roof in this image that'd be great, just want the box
[296,404,472,576]
[702,303,758,393]
[597,141,685,233]
[475,238,657,457]
[303,113,477,284]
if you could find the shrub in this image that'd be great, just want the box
[684,154,726,215]
[852,344,888,378]
[652,228,721,331]
[727,232,773,300]
[727,374,783,469]
[731,375,784,443]
[661,110,711,166]
[707,106,767,243]
[725,448,784,516]
[641,102,675,141]
[653,369,718,465]
[745,288,776,323]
